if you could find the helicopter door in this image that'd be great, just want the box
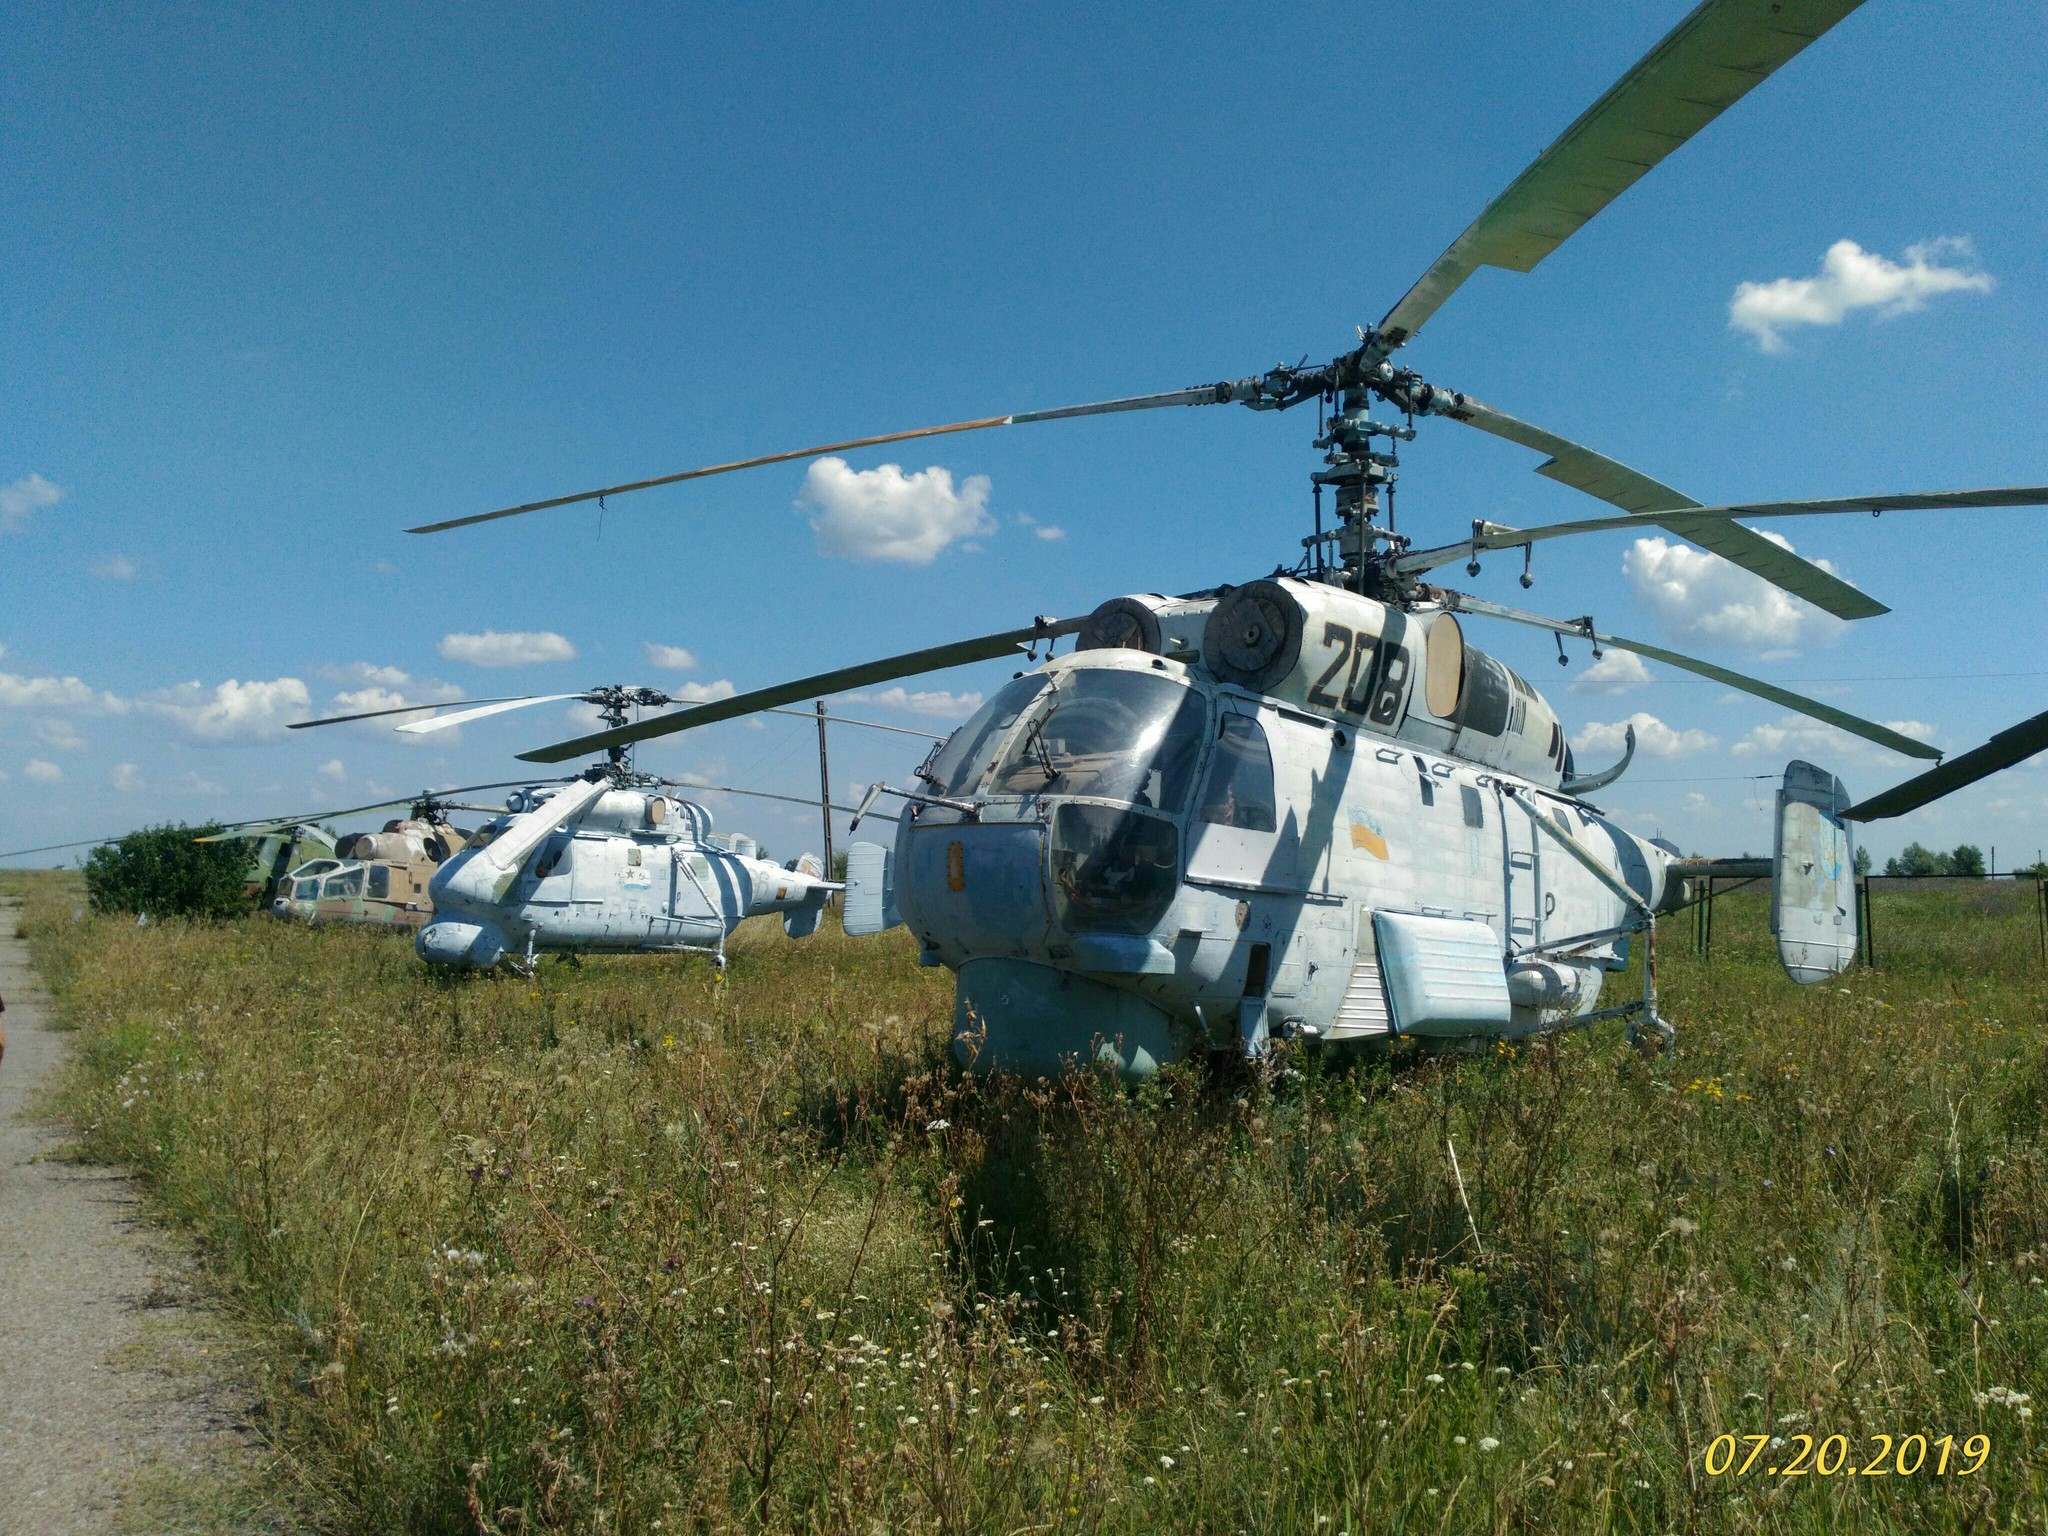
[1496,787,1540,953]
[1186,710,1280,886]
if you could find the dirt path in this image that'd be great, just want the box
[0,899,273,1534]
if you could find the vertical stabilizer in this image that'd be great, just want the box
[842,841,901,936]
[1772,760,1857,983]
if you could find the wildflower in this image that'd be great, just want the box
[1975,1386,2032,1419]
[1089,1396,1104,1406]
[1453,1435,1467,1445]
[1143,1476,1157,1486]
[1479,1437,1499,1452]
[1159,1454,1175,1469]
[925,1119,951,1133]
[1494,1367,1511,1378]
[1425,1373,1445,1386]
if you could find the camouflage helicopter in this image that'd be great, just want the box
[290,685,843,969]
[257,784,521,929]
[415,0,2048,1073]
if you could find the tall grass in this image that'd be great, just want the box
[10,867,2046,1532]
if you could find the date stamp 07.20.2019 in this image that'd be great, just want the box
[1702,1432,1991,1479]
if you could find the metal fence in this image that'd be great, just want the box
[1684,872,2048,969]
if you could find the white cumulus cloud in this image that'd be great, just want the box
[329,680,466,744]
[1572,712,1717,759]
[140,677,311,741]
[90,553,140,581]
[1624,532,1846,654]
[1569,650,1653,696]
[673,680,738,705]
[35,718,86,751]
[0,473,62,533]
[1730,238,1994,353]
[644,642,698,672]
[319,661,414,689]
[439,630,578,667]
[0,671,128,714]
[24,759,64,783]
[111,763,142,792]
[318,759,347,781]
[846,686,984,718]
[800,457,994,564]
[1731,714,1936,763]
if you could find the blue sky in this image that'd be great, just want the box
[5,0,2046,868]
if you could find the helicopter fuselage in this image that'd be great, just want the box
[856,580,1683,1076]
[419,785,835,968]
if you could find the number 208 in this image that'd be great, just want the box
[1703,1432,1990,1477]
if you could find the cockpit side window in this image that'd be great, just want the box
[1198,713,1277,832]
[925,674,1049,796]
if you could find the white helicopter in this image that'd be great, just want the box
[289,684,843,970]
[413,0,2048,1069]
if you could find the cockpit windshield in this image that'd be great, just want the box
[990,669,1207,811]
[923,674,1049,797]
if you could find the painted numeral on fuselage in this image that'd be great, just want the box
[1308,621,1391,719]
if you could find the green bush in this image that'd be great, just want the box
[82,824,252,920]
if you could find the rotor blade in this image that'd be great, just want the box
[762,706,948,741]
[519,617,1082,764]
[1378,0,1865,346]
[1440,592,1941,760]
[471,776,611,895]
[392,694,585,735]
[680,783,864,816]
[0,834,130,859]
[1428,392,1887,619]
[407,387,1227,535]
[1398,485,2048,576]
[1846,708,2048,822]
[289,694,533,730]
[193,779,564,840]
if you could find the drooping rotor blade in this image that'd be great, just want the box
[467,775,611,903]
[1846,708,2048,823]
[1398,486,2048,578]
[407,387,1229,535]
[1378,0,1866,347]
[520,617,1082,764]
[679,783,864,816]
[392,694,585,735]
[290,694,534,730]
[191,780,562,841]
[1425,392,1887,620]
[0,834,132,860]
[1440,592,1942,761]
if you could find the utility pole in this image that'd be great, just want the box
[814,701,834,886]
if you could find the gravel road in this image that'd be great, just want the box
[0,899,270,1533]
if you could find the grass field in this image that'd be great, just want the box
[6,867,2045,1533]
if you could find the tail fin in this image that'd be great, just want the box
[841,841,901,936]
[1772,761,1857,984]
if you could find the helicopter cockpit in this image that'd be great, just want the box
[900,657,1221,942]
